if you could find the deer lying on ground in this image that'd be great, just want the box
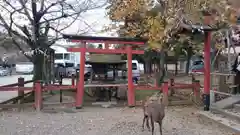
[142,93,165,135]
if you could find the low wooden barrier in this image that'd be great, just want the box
[0,78,34,104]
[33,81,76,111]
[133,78,201,106]
[0,75,201,111]
[0,77,76,111]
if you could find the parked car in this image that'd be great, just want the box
[190,60,204,73]
[0,67,9,76]
[15,62,34,74]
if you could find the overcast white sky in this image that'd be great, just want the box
[55,6,122,46]
[68,7,118,37]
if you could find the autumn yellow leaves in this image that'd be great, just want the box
[107,0,168,49]
[106,0,238,50]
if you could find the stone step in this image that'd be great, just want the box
[234,104,240,111]
[197,111,240,133]
[211,107,240,123]
[212,95,240,109]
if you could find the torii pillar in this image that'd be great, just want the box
[76,42,86,109]
[203,15,211,111]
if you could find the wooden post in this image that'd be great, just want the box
[162,81,169,106]
[71,74,75,87]
[191,74,196,92]
[59,76,63,103]
[34,81,42,111]
[191,74,196,82]
[170,78,174,96]
[76,42,86,109]
[193,80,201,105]
[127,46,135,107]
[18,77,24,104]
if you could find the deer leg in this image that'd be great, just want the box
[146,116,150,131]
[142,115,146,131]
[150,115,154,135]
[159,121,162,135]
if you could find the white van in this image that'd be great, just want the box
[130,60,140,81]
[107,60,141,82]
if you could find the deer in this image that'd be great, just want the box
[142,93,165,135]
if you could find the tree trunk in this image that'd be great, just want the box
[157,61,160,72]
[146,61,149,74]
[185,47,192,74]
[50,49,55,84]
[26,53,45,103]
[175,60,178,75]
[165,63,168,71]
[144,62,146,73]
[149,62,152,73]
[144,58,151,74]
[45,57,51,84]
[157,50,165,86]
[33,53,44,81]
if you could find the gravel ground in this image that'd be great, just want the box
[0,106,234,135]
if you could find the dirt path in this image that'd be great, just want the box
[0,106,233,135]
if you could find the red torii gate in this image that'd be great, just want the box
[62,35,147,108]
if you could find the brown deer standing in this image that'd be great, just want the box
[142,94,165,135]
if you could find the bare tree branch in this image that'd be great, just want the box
[40,0,45,11]
[19,0,33,22]
[0,15,33,47]
[12,38,32,60]
[40,0,66,15]
[0,1,35,49]
[0,0,107,60]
